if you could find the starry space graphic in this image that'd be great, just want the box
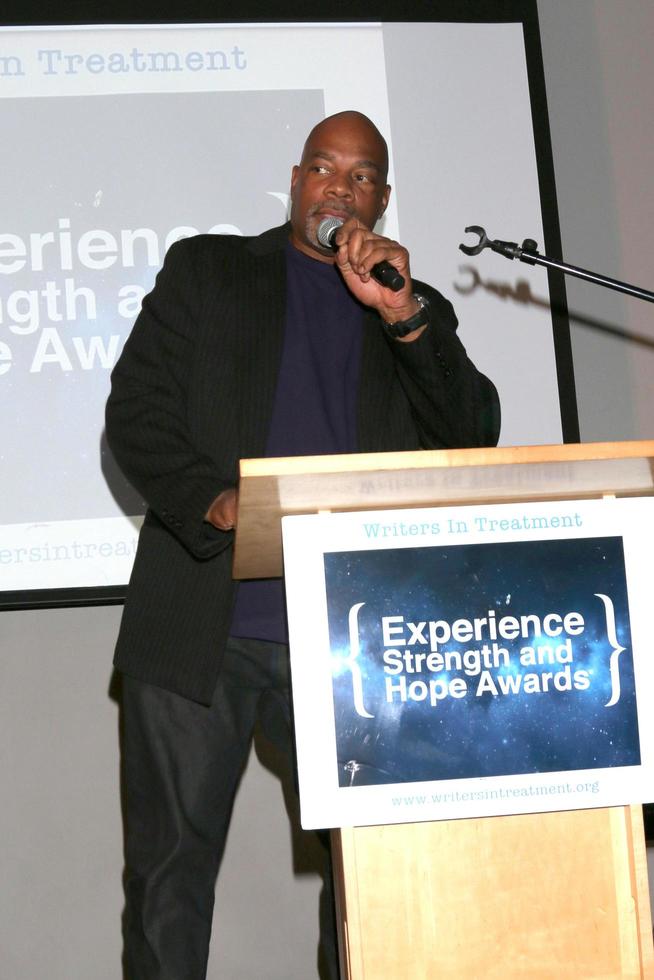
[324,536,640,788]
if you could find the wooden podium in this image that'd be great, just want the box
[234,440,654,979]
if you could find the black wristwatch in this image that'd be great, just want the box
[381,293,430,339]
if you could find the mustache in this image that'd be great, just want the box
[308,202,356,219]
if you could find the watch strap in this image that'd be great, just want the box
[381,293,430,338]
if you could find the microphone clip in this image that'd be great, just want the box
[459,225,538,264]
[459,224,654,303]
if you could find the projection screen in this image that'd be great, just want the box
[0,9,574,606]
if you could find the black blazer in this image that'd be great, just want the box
[106,223,500,703]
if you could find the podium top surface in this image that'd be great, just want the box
[233,440,654,579]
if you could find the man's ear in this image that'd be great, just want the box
[290,165,299,195]
[378,184,391,220]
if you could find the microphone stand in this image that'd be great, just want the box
[459,225,654,304]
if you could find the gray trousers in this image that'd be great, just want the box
[120,636,339,979]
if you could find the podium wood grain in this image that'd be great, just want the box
[333,805,653,979]
[234,440,654,579]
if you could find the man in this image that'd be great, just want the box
[106,110,500,979]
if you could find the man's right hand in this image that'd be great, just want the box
[205,488,238,531]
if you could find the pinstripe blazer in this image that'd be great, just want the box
[105,223,500,704]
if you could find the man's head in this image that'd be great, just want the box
[289,111,391,261]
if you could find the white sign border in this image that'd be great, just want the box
[283,496,654,829]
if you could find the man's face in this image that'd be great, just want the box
[289,114,391,262]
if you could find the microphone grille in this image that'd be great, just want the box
[317,215,343,248]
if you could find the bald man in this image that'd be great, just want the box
[106,110,500,979]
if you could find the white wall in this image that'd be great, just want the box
[537,0,654,442]
[0,606,323,979]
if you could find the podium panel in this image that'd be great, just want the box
[333,806,653,979]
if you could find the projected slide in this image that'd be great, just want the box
[1,20,562,597]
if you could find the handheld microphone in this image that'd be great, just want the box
[317,216,405,292]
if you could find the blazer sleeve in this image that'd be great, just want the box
[105,238,235,559]
[384,279,501,449]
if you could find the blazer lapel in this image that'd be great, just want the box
[357,311,396,452]
[235,225,288,459]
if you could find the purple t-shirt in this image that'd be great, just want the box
[230,241,364,642]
